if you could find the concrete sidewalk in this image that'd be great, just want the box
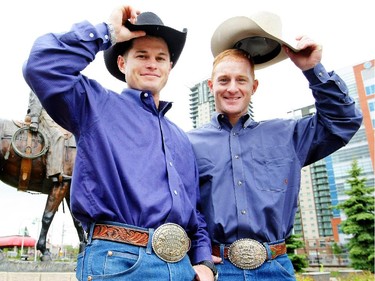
[0,272,77,281]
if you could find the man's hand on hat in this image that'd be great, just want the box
[109,5,146,44]
[284,35,322,71]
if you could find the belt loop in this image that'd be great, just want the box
[220,244,225,263]
[87,223,95,244]
[146,228,154,255]
[263,242,272,260]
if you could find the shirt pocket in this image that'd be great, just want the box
[250,146,293,192]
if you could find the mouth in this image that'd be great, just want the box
[141,73,160,78]
[224,96,241,100]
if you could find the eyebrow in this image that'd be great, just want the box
[133,49,169,57]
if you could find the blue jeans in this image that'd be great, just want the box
[76,223,196,280]
[216,254,296,281]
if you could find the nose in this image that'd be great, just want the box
[227,80,238,93]
[145,58,158,69]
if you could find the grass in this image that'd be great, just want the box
[296,271,374,281]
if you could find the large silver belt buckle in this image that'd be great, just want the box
[152,223,191,263]
[228,238,267,269]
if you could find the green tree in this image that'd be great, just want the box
[335,160,374,272]
[331,242,344,266]
[286,234,309,272]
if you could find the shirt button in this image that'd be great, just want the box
[241,210,247,215]
[318,72,323,77]
[88,276,93,281]
[233,132,237,136]
[104,34,109,40]
[89,32,94,38]
[143,92,149,98]
[237,180,242,186]
[169,162,173,166]
[234,155,239,159]
[173,190,178,195]
[108,251,113,256]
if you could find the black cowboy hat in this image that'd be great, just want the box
[104,12,187,82]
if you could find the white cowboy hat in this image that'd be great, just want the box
[211,11,300,69]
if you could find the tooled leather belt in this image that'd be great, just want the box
[93,223,149,246]
[92,223,191,263]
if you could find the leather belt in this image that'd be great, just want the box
[93,223,149,247]
[212,239,286,269]
[92,223,190,263]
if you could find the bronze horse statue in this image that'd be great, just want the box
[0,117,87,261]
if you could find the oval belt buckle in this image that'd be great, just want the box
[152,223,191,263]
[228,238,267,270]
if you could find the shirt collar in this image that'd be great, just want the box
[212,112,253,129]
[122,88,173,116]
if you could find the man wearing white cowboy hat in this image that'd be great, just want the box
[187,11,362,280]
[23,4,217,281]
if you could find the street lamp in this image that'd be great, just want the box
[316,248,320,265]
[20,226,28,257]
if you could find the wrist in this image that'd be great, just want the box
[30,116,39,123]
[107,23,117,45]
[196,260,218,281]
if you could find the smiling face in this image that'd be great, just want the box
[117,36,172,99]
[208,49,258,126]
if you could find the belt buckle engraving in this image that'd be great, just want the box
[152,223,191,263]
[228,238,267,269]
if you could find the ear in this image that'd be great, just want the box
[168,61,172,74]
[252,79,259,95]
[117,55,126,74]
[207,79,213,94]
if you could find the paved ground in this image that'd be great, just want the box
[0,272,77,281]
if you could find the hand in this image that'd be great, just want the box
[193,264,215,281]
[284,35,322,71]
[108,5,146,44]
[29,122,39,132]
[212,255,222,264]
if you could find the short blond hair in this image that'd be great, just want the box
[211,49,255,80]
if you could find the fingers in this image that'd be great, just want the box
[284,35,322,71]
[295,35,322,52]
[123,5,141,24]
[108,5,145,43]
[212,254,222,264]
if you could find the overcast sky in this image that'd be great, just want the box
[0,0,373,247]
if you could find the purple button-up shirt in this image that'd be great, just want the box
[23,21,211,263]
[187,63,363,244]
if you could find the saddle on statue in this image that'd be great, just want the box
[2,116,76,193]
[10,120,49,191]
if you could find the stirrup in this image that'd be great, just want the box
[50,174,72,183]
[62,174,72,181]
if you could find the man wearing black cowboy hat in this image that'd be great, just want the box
[187,11,362,281]
[23,5,216,281]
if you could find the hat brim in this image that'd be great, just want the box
[104,21,187,82]
[211,16,299,70]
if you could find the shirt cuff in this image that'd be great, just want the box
[303,63,348,94]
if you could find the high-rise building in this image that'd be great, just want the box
[290,60,374,245]
[189,80,215,129]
